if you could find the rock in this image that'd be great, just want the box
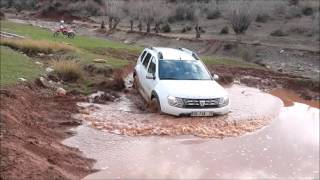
[93,58,107,63]
[88,91,116,103]
[18,78,27,82]
[56,87,67,96]
[88,91,105,103]
[48,54,54,57]
[46,67,54,73]
[277,68,283,72]
[124,39,131,44]
[59,120,81,126]
[280,49,285,54]
[252,40,261,45]
[37,53,45,57]
[35,61,43,65]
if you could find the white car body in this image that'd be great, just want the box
[134,47,230,116]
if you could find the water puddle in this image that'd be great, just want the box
[75,85,283,138]
[64,101,319,179]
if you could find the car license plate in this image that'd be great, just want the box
[191,111,215,117]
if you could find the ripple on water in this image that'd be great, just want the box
[75,85,283,138]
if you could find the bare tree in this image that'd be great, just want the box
[139,1,155,33]
[152,1,172,33]
[103,0,125,30]
[124,0,144,32]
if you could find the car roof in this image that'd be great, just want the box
[148,47,197,61]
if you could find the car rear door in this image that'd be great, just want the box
[139,52,152,99]
[144,57,157,98]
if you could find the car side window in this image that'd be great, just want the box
[147,59,156,75]
[142,53,152,68]
[140,51,147,62]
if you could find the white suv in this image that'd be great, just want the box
[133,47,230,116]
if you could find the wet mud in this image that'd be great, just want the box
[75,85,282,138]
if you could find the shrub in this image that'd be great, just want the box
[220,26,229,34]
[289,0,299,6]
[161,24,171,33]
[181,26,192,33]
[228,1,254,35]
[52,60,83,82]
[270,29,288,36]
[238,47,255,62]
[302,6,313,16]
[286,6,302,19]
[289,26,309,35]
[0,39,77,55]
[206,9,221,20]
[255,13,270,23]
[173,3,195,21]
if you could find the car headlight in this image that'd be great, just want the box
[167,96,184,108]
[219,96,229,106]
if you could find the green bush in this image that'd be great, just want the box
[181,26,192,33]
[206,9,221,20]
[302,6,313,16]
[270,29,288,36]
[161,24,171,33]
[220,26,229,34]
[255,13,270,23]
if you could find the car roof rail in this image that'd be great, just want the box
[158,52,163,59]
[178,47,200,60]
[148,47,163,59]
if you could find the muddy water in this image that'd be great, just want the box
[64,101,319,179]
[75,85,282,138]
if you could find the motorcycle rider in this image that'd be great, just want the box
[59,20,66,30]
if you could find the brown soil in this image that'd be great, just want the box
[211,65,320,100]
[0,84,96,180]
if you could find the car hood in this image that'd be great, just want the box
[157,80,228,99]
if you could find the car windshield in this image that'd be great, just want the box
[159,60,211,80]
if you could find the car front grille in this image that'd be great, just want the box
[183,98,221,109]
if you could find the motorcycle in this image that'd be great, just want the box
[53,27,75,39]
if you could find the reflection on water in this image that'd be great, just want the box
[64,102,319,179]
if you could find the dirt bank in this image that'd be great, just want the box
[0,84,95,180]
[211,65,320,100]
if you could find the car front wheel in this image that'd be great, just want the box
[150,97,161,113]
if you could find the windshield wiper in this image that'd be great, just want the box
[160,77,179,80]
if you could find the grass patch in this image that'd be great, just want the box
[202,56,262,69]
[52,60,83,82]
[0,38,77,55]
[0,46,42,86]
[0,20,142,52]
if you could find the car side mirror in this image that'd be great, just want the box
[212,74,219,80]
[146,73,155,80]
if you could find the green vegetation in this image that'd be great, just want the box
[0,46,42,86]
[0,20,141,69]
[0,21,140,52]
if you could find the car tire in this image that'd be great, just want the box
[150,97,161,113]
[133,75,139,89]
